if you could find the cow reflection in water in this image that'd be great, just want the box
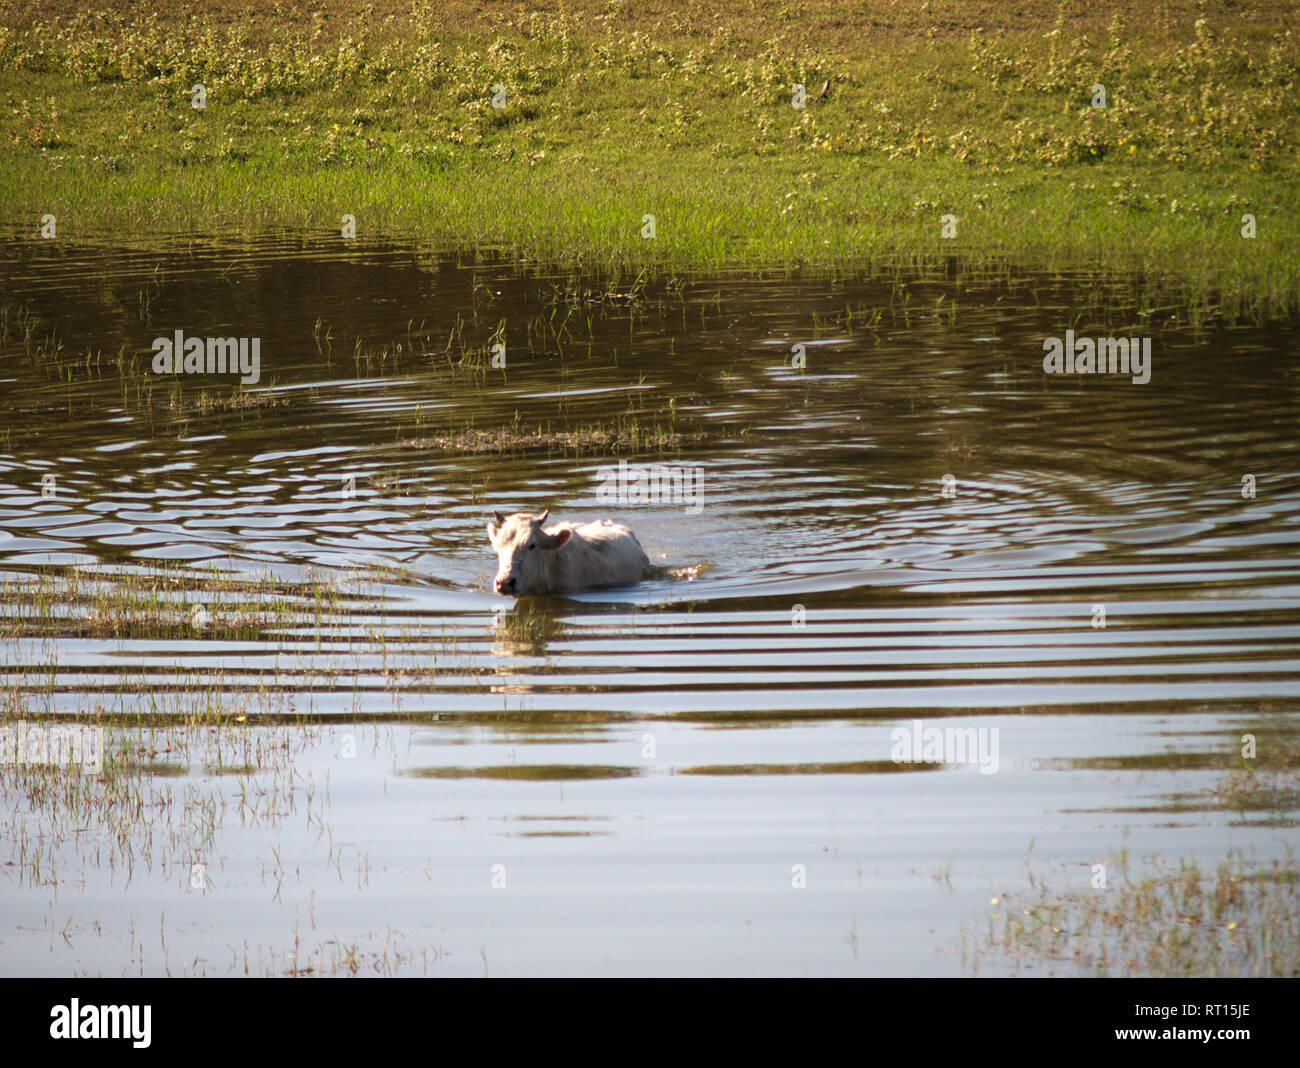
[489,598,561,659]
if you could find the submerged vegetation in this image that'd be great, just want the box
[963,738,1300,976]
[0,0,1297,319]
[0,562,351,643]
[400,420,703,457]
[962,848,1300,977]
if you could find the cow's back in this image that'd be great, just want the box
[547,520,649,592]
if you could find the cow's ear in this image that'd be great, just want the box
[551,528,571,549]
[486,522,499,545]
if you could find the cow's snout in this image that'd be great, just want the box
[495,575,517,595]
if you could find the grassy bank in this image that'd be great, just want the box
[1,0,1297,320]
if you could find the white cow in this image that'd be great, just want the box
[486,509,650,596]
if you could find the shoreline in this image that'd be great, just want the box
[1,1,1296,324]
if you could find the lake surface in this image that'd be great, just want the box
[1,234,1297,976]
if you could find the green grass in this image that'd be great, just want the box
[0,1,1297,319]
[0,561,350,642]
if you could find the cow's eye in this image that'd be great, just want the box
[527,543,536,551]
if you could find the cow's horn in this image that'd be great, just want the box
[493,510,505,524]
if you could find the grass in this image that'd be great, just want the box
[0,562,658,729]
[0,556,478,976]
[0,561,350,641]
[0,719,324,890]
[399,420,703,456]
[962,738,1300,975]
[0,715,453,975]
[0,1,1297,320]
[962,848,1300,977]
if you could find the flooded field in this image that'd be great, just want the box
[1,234,1297,976]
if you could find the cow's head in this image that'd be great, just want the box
[486,509,572,596]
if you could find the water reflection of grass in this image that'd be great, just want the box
[1052,732,1300,823]
[3,293,718,454]
[1045,750,1230,771]
[961,847,1300,977]
[0,718,451,975]
[404,763,641,781]
[1,2,1296,320]
[680,760,942,776]
[964,744,1300,975]
[0,722,322,895]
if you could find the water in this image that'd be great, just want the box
[1,234,1297,976]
